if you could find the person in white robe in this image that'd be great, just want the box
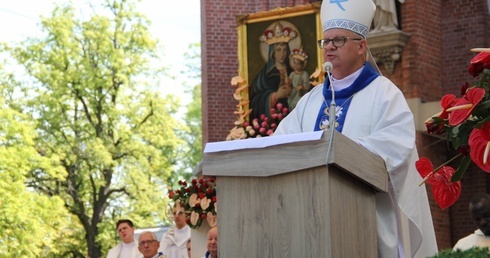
[274,1,438,257]
[159,204,191,258]
[453,193,490,251]
[107,219,141,258]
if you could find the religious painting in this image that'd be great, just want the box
[236,3,323,122]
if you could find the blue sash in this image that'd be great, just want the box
[314,63,379,132]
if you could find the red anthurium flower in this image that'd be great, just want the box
[439,94,458,118]
[469,62,484,77]
[415,157,439,185]
[447,88,485,126]
[431,166,462,209]
[425,94,459,134]
[471,51,490,64]
[416,157,461,209]
[469,121,490,172]
[469,52,490,77]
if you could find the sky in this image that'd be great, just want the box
[0,0,201,104]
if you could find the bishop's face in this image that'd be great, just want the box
[321,28,366,79]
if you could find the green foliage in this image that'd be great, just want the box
[172,43,202,187]
[0,87,80,257]
[428,247,490,258]
[0,0,196,257]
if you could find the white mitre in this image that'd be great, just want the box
[320,0,376,38]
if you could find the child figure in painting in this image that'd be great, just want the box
[288,48,310,110]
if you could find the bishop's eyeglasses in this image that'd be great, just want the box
[317,37,363,49]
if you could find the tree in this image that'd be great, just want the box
[0,70,79,257]
[2,0,187,256]
[173,42,202,185]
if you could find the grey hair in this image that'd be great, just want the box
[138,231,158,241]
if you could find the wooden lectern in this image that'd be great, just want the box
[202,130,387,257]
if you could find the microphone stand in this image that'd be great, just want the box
[324,62,336,164]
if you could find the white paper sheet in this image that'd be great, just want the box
[203,131,324,153]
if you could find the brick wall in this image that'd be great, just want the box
[202,0,490,252]
[406,0,490,250]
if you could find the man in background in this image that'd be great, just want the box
[159,203,191,258]
[186,239,191,258]
[202,227,217,258]
[454,193,490,251]
[138,231,166,258]
[107,219,140,258]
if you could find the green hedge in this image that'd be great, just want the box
[428,247,490,257]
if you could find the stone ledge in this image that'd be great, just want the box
[367,30,411,74]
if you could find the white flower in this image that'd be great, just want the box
[190,211,200,226]
[207,212,217,227]
[189,193,198,207]
[201,197,211,211]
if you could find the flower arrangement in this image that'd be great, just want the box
[168,177,217,229]
[226,76,289,140]
[417,48,490,209]
[226,103,289,140]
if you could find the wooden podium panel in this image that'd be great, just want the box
[203,131,386,258]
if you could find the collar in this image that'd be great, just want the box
[331,66,364,91]
[121,241,135,247]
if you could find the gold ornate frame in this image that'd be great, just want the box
[235,3,323,120]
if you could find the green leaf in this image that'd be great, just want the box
[451,155,471,182]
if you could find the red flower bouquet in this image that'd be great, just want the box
[418,48,490,209]
[168,177,217,229]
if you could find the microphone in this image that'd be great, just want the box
[323,62,336,164]
[323,61,333,73]
[323,62,336,130]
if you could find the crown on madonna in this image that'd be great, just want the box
[259,22,298,45]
